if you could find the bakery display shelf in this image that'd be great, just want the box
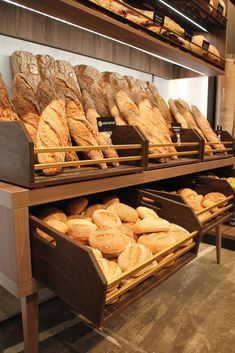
[11,0,225,76]
[202,131,234,162]
[29,189,201,326]
[0,121,146,189]
[144,175,234,233]
[146,128,203,170]
[207,224,235,241]
[84,0,225,70]
[121,0,227,30]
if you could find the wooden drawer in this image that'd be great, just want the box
[29,189,201,326]
[144,175,234,233]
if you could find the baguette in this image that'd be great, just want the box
[102,82,127,125]
[66,100,107,169]
[36,99,69,175]
[11,51,40,91]
[191,105,226,151]
[168,99,188,128]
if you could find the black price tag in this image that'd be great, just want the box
[185,32,192,42]
[171,122,182,134]
[217,3,224,15]
[216,125,223,133]
[97,117,116,132]
[202,40,210,51]
[153,11,164,26]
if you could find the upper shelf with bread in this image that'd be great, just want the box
[9,0,227,76]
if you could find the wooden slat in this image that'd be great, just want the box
[196,195,233,215]
[149,151,199,158]
[150,142,199,147]
[34,144,142,153]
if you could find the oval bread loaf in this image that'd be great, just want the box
[134,217,170,234]
[136,206,159,219]
[67,219,97,244]
[107,203,139,223]
[138,233,176,254]
[89,228,129,256]
[92,209,122,228]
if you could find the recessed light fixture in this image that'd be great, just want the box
[1,0,205,75]
[158,0,208,32]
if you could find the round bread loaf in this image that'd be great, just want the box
[85,204,106,218]
[134,217,170,234]
[86,246,103,260]
[37,218,68,242]
[38,207,68,224]
[227,177,235,189]
[136,206,159,219]
[178,188,198,200]
[67,219,97,244]
[138,233,176,254]
[107,203,139,222]
[191,35,207,54]
[102,195,120,207]
[97,258,122,283]
[118,244,153,277]
[201,199,219,213]
[186,199,204,213]
[203,192,226,204]
[92,209,122,229]
[89,228,129,256]
[66,196,88,216]
[168,224,193,246]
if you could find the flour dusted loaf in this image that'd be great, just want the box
[89,228,129,256]
[97,258,122,283]
[66,197,89,216]
[118,244,153,277]
[67,219,97,244]
[36,98,69,175]
[107,203,139,223]
[37,207,68,242]
[134,217,170,234]
[138,233,176,254]
[92,209,122,229]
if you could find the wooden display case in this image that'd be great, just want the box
[29,189,201,326]
[0,122,146,188]
[144,175,234,234]
[202,131,234,162]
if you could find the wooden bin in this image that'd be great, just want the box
[0,121,146,189]
[146,128,203,170]
[144,175,234,234]
[202,131,234,162]
[29,189,201,327]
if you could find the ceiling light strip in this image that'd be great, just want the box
[158,0,208,32]
[1,0,205,75]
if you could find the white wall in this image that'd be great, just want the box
[0,34,152,95]
[154,75,209,117]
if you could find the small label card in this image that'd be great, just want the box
[153,11,164,26]
[216,125,223,133]
[217,3,224,15]
[202,40,210,51]
[185,32,192,42]
[97,117,116,132]
[171,122,182,134]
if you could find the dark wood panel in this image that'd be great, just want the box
[0,1,172,78]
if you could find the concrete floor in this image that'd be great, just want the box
[0,244,235,353]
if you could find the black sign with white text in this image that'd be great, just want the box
[202,40,210,51]
[97,117,116,132]
[171,122,182,134]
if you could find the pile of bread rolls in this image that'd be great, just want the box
[37,194,193,298]
[177,188,227,222]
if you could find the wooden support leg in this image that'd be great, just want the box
[215,224,222,265]
[21,292,39,353]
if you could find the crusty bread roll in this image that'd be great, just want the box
[102,195,120,207]
[168,224,193,247]
[97,258,122,283]
[92,209,122,229]
[107,203,139,223]
[186,199,204,213]
[66,197,88,216]
[68,215,92,222]
[84,204,106,218]
[118,244,153,277]
[138,233,176,254]
[37,207,68,241]
[38,207,67,224]
[136,206,158,219]
[203,192,226,204]
[201,199,219,213]
[118,222,136,240]
[227,177,235,189]
[86,246,103,260]
[178,188,198,200]
[67,219,97,244]
[134,217,170,234]
[89,228,129,256]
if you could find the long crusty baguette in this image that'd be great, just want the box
[11,51,40,91]
[175,99,213,155]
[66,100,107,169]
[191,105,226,151]
[82,89,119,166]
[56,60,78,83]
[36,99,69,175]
[168,99,188,128]
[154,93,174,127]
[102,82,126,125]
[0,73,14,110]
[53,73,81,105]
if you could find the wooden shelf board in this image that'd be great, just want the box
[207,224,235,241]
[12,0,225,76]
